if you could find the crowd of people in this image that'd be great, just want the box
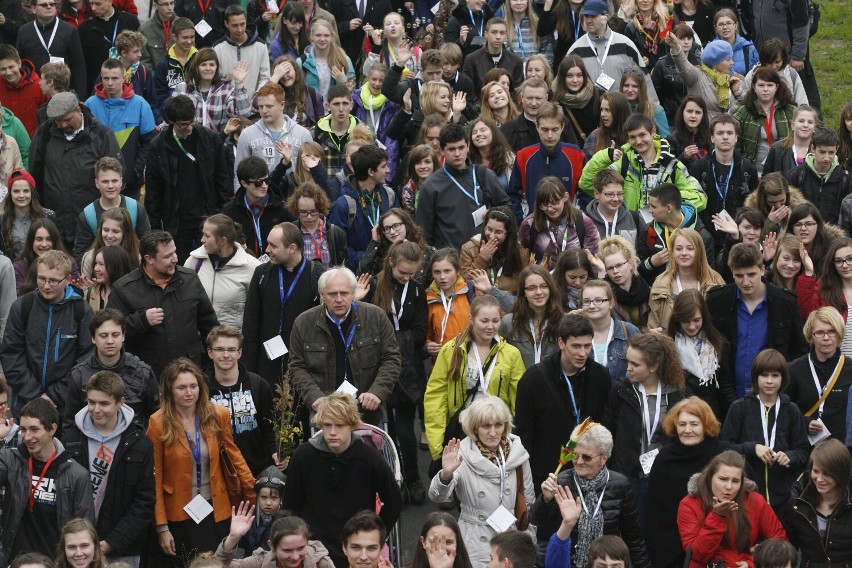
[0,0,849,566]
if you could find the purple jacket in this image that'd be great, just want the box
[351,87,401,183]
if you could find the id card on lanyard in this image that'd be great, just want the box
[327,304,359,380]
[391,281,409,330]
[472,343,499,394]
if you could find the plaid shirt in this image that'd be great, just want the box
[733,103,794,164]
[300,219,331,269]
[173,80,251,133]
[313,115,359,178]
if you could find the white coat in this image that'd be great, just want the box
[184,243,260,329]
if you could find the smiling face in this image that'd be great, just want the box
[10,180,32,209]
[526,59,546,80]
[571,441,606,479]
[470,305,501,344]
[343,530,383,568]
[0,58,22,86]
[711,464,743,501]
[621,76,640,102]
[811,459,838,497]
[581,285,611,321]
[680,308,703,338]
[673,234,696,270]
[198,59,217,81]
[523,273,550,310]
[93,251,109,285]
[382,213,407,244]
[775,247,801,281]
[559,333,593,372]
[432,259,458,293]
[209,336,242,374]
[738,219,760,244]
[20,415,56,460]
[101,219,124,247]
[310,23,332,50]
[175,29,196,52]
[146,240,178,279]
[627,127,654,155]
[595,183,624,216]
[64,530,96,568]
[414,157,435,181]
[367,69,384,96]
[483,218,507,246]
[87,388,123,433]
[563,65,584,92]
[471,120,493,149]
[714,16,736,41]
[33,227,53,256]
[676,411,705,446]
[487,85,509,111]
[273,533,308,568]
[434,86,451,114]
[792,110,817,140]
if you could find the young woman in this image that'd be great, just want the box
[666,290,731,418]
[409,513,474,568]
[477,81,519,127]
[666,95,711,168]
[300,19,355,102]
[721,348,810,522]
[524,54,554,88]
[425,248,478,359]
[652,25,702,122]
[269,2,309,59]
[770,233,803,291]
[398,144,441,215]
[537,0,585,66]
[678,450,786,568]
[287,180,347,270]
[712,9,758,76]
[173,48,250,133]
[733,67,796,175]
[744,172,806,236]
[786,203,837,281]
[13,219,80,294]
[499,265,562,368]
[359,208,431,286]
[414,114,447,156]
[460,206,529,296]
[580,279,641,383]
[673,0,715,44]
[371,241,428,504]
[797,236,852,324]
[352,63,401,181]
[740,39,810,108]
[284,141,331,201]
[269,55,324,130]
[420,81,465,124]
[762,105,819,177]
[423,296,526,464]
[148,358,255,567]
[467,117,514,193]
[519,177,600,270]
[620,69,669,137]
[84,245,134,312]
[648,229,725,330]
[624,0,670,69]
[553,248,593,312]
[838,102,852,171]
[363,11,422,81]
[80,208,140,278]
[55,518,105,568]
[552,55,600,146]
[598,235,651,328]
[504,0,546,62]
[1,170,55,260]
[584,92,631,159]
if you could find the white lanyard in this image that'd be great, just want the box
[574,469,609,517]
[596,320,615,367]
[35,20,59,56]
[472,343,499,393]
[548,221,570,256]
[368,92,380,131]
[391,281,409,331]
[758,395,779,449]
[807,354,842,417]
[638,382,662,446]
[439,289,454,343]
[496,446,507,504]
[589,32,614,66]
[601,209,619,238]
[676,273,683,293]
[529,320,547,364]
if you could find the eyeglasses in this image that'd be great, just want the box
[581,298,609,307]
[833,256,852,267]
[538,201,563,210]
[248,177,269,186]
[35,2,56,7]
[813,330,838,339]
[601,192,624,199]
[173,120,194,129]
[524,284,549,293]
[716,20,735,27]
[37,275,67,287]
[382,222,405,234]
[211,347,240,354]
[573,452,600,462]
[793,221,818,230]
[605,260,630,272]
[298,209,319,218]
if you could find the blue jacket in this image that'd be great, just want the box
[591,317,641,384]
[351,87,401,183]
[328,176,396,270]
[299,48,355,97]
[508,141,585,221]
[728,34,759,76]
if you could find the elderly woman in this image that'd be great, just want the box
[533,422,650,568]
[644,397,730,568]
[429,396,534,567]
[787,307,852,445]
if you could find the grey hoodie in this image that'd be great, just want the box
[75,404,135,517]
[585,200,647,247]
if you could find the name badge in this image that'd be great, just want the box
[195,19,213,38]
[183,494,213,524]
[595,72,615,91]
[472,205,487,227]
[263,335,288,360]
[486,504,516,532]
[49,56,65,64]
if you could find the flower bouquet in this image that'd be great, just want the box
[554,417,597,475]
[271,374,303,465]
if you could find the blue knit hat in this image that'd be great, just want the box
[701,40,734,67]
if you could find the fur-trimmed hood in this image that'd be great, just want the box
[686,472,758,496]
[743,185,808,212]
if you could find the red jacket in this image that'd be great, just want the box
[0,60,48,136]
[678,491,787,568]
[795,273,849,321]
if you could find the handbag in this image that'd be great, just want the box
[217,433,243,507]
[514,467,529,530]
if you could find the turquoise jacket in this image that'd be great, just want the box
[1,106,30,168]
[299,49,356,99]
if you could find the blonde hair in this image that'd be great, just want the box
[420,81,452,121]
[310,19,349,73]
[662,228,716,286]
[504,0,540,49]
[313,392,363,429]
[479,82,519,124]
[598,236,640,276]
[803,307,845,344]
[460,395,513,439]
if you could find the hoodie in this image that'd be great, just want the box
[153,44,197,123]
[235,115,313,176]
[637,203,716,282]
[0,106,30,168]
[0,59,48,137]
[584,200,647,247]
[313,114,360,179]
[788,154,852,225]
[74,404,134,517]
[212,26,271,99]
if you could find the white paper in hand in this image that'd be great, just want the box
[808,424,831,446]
[263,335,288,360]
[486,504,517,532]
[336,379,358,399]
[184,494,214,524]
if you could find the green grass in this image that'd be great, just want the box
[809,0,852,127]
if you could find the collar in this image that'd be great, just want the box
[735,283,768,304]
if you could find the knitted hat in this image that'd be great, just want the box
[579,0,609,16]
[46,92,80,119]
[7,169,36,189]
[701,40,734,67]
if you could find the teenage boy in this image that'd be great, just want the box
[139,0,177,71]
[329,145,397,269]
[153,17,196,123]
[62,371,155,565]
[438,41,477,116]
[508,102,585,220]
[314,84,361,178]
[380,47,444,146]
[706,243,807,401]
[462,18,524,97]
[205,325,277,476]
[63,308,159,433]
[0,398,93,565]
[501,78,579,153]
[35,62,72,125]
[77,0,140,94]
[488,532,537,568]
[690,115,759,253]
[714,207,769,282]
[637,183,715,282]
[585,169,647,246]
[416,122,510,250]
[579,113,706,218]
[795,127,852,226]
[72,157,151,262]
[112,30,156,103]
[213,5,269,98]
[0,44,48,136]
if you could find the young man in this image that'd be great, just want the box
[416,122,511,250]
[85,59,157,202]
[72,157,152,261]
[509,102,585,220]
[706,242,807,400]
[462,18,524,97]
[380,48,444,147]
[795,127,852,226]
[438,41,477,115]
[77,0,140,93]
[139,0,177,71]
[585,169,647,246]
[488,532,537,568]
[0,398,93,565]
[500,78,578,153]
[62,308,159,433]
[0,251,94,416]
[444,0,496,58]
[590,536,632,568]
[328,0,390,60]
[282,395,401,568]
[213,5,269,98]
[152,17,196,123]
[313,84,361,178]
[637,183,715,282]
[329,145,397,269]
[62,371,155,565]
[0,44,48,136]
[112,30,156,103]
[579,113,706,219]
[35,61,72,125]
[690,115,759,253]
[205,325,277,475]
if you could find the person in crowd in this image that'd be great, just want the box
[152,17,196,123]
[579,279,640,382]
[468,117,514,194]
[139,0,177,72]
[793,127,852,226]
[666,290,731,418]
[551,55,600,147]
[442,0,495,58]
[9,554,55,568]
[753,539,799,568]
[740,39,810,110]
[363,11,422,82]
[438,43,477,117]
[0,170,55,260]
[499,266,562,370]
[283,141,332,202]
[269,55,324,131]
[584,92,631,160]
[269,3,309,60]
[173,0,235,47]
[461,18,523,99]
[408,512,474,568]
[744,172,804,237]
[651,25,701,122]
[585,169,646,246]
[63,370,155,565]
[460,206,529,297]
[678,450,786,568]
[796,236,852,328]
[504,0,548,63]
[763,104,818,177]
[538,0,584,65]
[785,438,852,567]
[598,236,651,328]
[535,421,650,568]
[282,394,402,568]
[212,5,269,99]
[490,532,537,568]
[667,94,711,171]
[53,518,107,568]
[147,358,255,568]
[786,203,838,280]
[0,45,48,138]
[300,18,355,102]
[425,248,478,360]
[173,47,250,133]
[327,0,389,58]
[429,396,533,565]
[838,102,852,171]
[387,79,466,153]
[77,0,139,94]
[769,234,803,291]
[644,397,729,568]
[711,9,757,77]
[351,63,401,180]
[0,398,93,565]
[0,0,29,44]
[397,144,440,216]
[712,207,770,282]
[551,250,591,314]
[358,208,430,282]
[81,242,135,312]
[287,181,346,269]
[623,0,670,70]
[619,68,669,138]
[478,81,519,127]
[500,78,578,154]
[666,35,744,120]
[315,85,365,181]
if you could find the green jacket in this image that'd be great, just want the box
[424,336,525,460]
[1,106,30,168]
[579,137,706,212]
[733,103,795,164]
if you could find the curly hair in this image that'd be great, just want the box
[629,333,685,389]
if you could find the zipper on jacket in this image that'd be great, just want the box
[55,327,62,362]
[41,304,54,391]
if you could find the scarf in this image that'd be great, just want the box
[701,64,731,111]
[108,46,141,82]
[360,87,388,111]
[558,80,596,109]
[676,331,719,388]
[565,285,582,311]
[635,13,660,55]
[475,436,511,465]
[612,276,650,307]
[573,467,609,568]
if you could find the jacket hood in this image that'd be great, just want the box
[37,284,84,304]
[204,362,255,395]
[744,185,807,211]
[687,471,758,496]
[584,201,631,224]
[0,106,17,129]
[19,437,67,459]
[188,242,255,267]
[804,154,841,179]
[7,59,39,91]
[74,403,135,443]
[167,44,198,63]
[427,276,473,302]
[307,428,359,455]
[731,34,753,49]
[216,26,261,48]
[316,114,358,135]
[94,81,136,100]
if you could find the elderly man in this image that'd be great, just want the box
[288,266,400,426]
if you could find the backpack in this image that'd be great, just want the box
[19,290,85,332]
[342,185,397,227]
[84,198,139,236]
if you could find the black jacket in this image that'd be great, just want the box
[515,350,611,491]
[788,484,852,567]
[77,9,139,93]
[0,0,30,45]
[461,46,524,102]
[62,422,155,556]
[443,3,495,59]
[328,0,391,59]
[787,162,852,225]
[651,50,702,121]
[787,350,852,445]
[174,0,239,47]
[16,17,86,95]
[500,114,579,154]
[537,5,582,66]
[222,185,293,259]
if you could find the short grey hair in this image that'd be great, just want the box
[318,266,357,293]
[460,396,513,439]
[572,423,614,458]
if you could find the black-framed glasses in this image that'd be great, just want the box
[37,275,67,287]
[581,298,609,307]
[298,209,319,218]
[833,256,852,267]
[813,330,838,339]
[793,221,817,230]
[248,177,269,186]
[605,260,629,272]
[382,222,405,234]
[35,2,56,7]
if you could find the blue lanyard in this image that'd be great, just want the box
[185,417,202,489]
[469,9,483,36]
[711,156,735,204]
[562,371,581,424]
[443,166,479,207]
[327,303,359,379]
[243,195,264,249]
[104,20,119,46]
[572,11,581,39]
[278,258,307,332]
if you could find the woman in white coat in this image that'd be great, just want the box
[429,395,535,566]
[185,213,260,329]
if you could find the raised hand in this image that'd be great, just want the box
[585,250,606,277]
[554,484,582,529]
[229,501,256,539]
[271,60,292,83]
[799,241,814,276]
[354,272,372,301]
[711,212,739,236]
[302,153,321,169]
[331,65,347,84]
[712,496,739,517]
[767,204,790,226]
[231,60,249,86]
[664,30,679,49]
[423,532,456,568]
[441,438,464,478]
[469,268,493,294]
[452,91,467,115]
[223,117,242,136]
[275,140,293,164]
[610,140,623,162]
[762,231,778,262]
[478,235,499,262]
[0,406,15,440]
[396,39,413,65]
[403,88,413,112]
[459,25,470,44]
